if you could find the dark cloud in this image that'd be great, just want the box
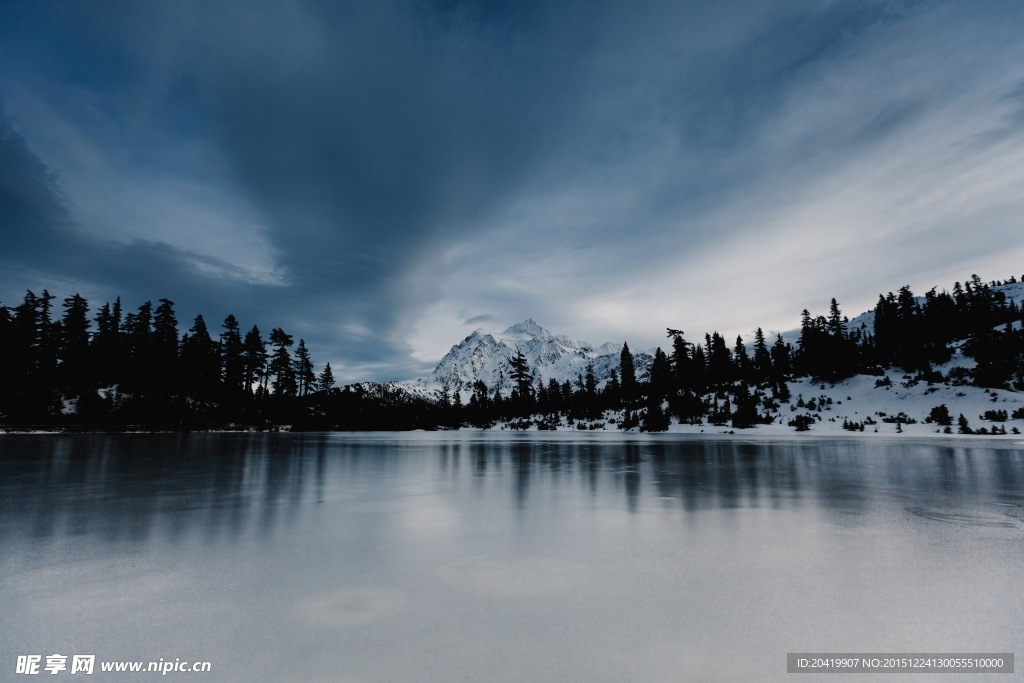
[0,103,278,335]
[0,101,75,260]
[3,0,1024,380]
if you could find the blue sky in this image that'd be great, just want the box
[2,0,1023,381]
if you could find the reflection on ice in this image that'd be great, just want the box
[1,433,1022,682]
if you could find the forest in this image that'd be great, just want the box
[1,274,1022,432]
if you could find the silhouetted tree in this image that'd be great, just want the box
[293,339,316,397]
[268,327,296,398]
[220,314,245,400]
[242,325,267,398]
[508,346,533,410]
[181,314,221,401]
[318,362,336,393]
[59,294,91,393]
[152,299,179,397]
[752,327,772,383]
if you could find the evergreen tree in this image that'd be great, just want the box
[35,290,59,398]
[584,363,598,418]
[123,300,154,393]
[604,369,620,407]
[293,339,316,397]
[731,382,761,429]
[640,395,671,431]
[452,389,463,424]
[468,379,491,427]
[242,325,268,398]
[59,294,91,392]
[92,299,123,387]
[152,299,179,397]
[620,342,637,405]
[37,289,58,372]
[648,347,672,404]
[220,314,245,399]
[690,344,708,391]
[796,301,858,381]
[705,332,734,386]
[508,346,533,410]
[544,377,561,416]
[9,291,59,415]
[666,329,691,391]
[957,413,973,434]
[180,314,221,400]
[734,335,752,381]
[827,298,847,338]
[268,327,296,398]
[752,327,772,384]
[965,328,1017,388]
[318,362,336,393]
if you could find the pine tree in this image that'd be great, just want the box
[648,347,672,404]
[59,294,91,392]
[220,314,244,399]
[508,346,532,409]
[752,327,772,383]
[242,325,267,398]
[584,363,598,418]
[539,377,556,415]
[640,396,670,431]
[123,300,154,394]
[318,362,335,393]
[92,300,123,387]
[181,314,221,400]
[605,369,620,407]
[827,298,847,338]
[37,289,57,371]
[731,382,760,429]
[734,335,752,381]
[293,339,316,397]
[152,299,179,397]
[268,327,296,398]
[8,292,52,415]
[666,328,691,391]
[957,413,973,434]
[706,332,734,386]
[452,388,464,423]
[690,344,707,391]
[620,342,637,405]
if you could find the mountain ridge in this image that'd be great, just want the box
[403,319,651,399]
[400,280,1024,406]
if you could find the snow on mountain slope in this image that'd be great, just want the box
[403,319,650,399]
[397,281,1024,416]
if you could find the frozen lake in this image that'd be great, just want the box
[1,432,1022,681]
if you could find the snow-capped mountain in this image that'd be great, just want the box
[397,280,1024,409]
[403,319,651,399]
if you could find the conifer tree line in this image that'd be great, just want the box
[0,291,335,427]
[408,274,1024,432]
[1,274,1022,430]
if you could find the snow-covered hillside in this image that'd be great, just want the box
[403,319,650,399]
[391,280,1024,436]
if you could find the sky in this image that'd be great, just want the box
[2,0,1024,382]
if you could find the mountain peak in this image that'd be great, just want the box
[502,319,551,339]
[405,317,653,399]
